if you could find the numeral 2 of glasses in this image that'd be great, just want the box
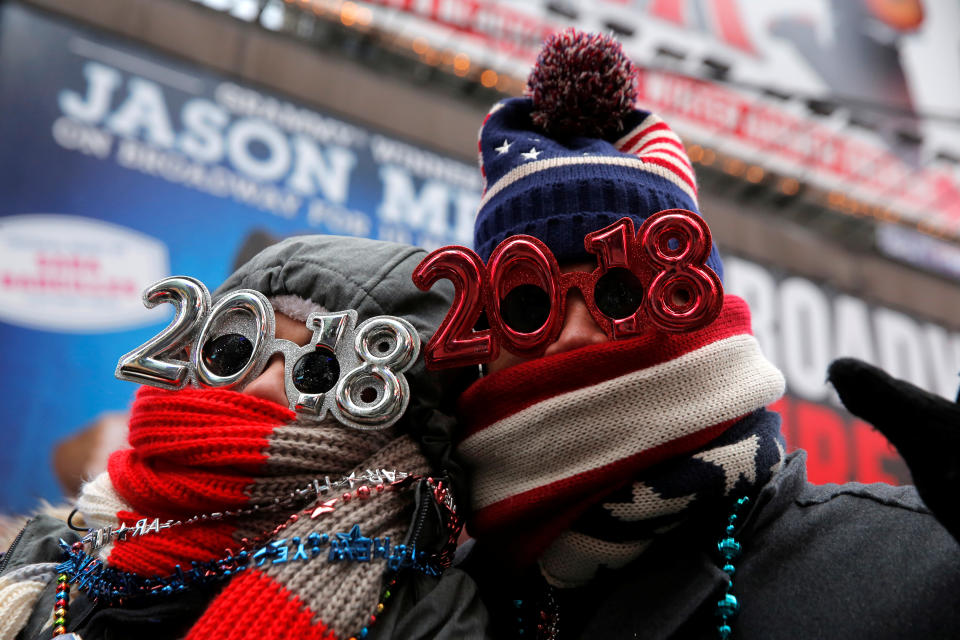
[115,277,420,430]
[413,210,723,369]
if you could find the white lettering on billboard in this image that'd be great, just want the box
[106,77,176,147]
[874,309,927,391]
[922,325,960,399]
[178,98,228,163]
[727,256,960,402]
[378,165,459,239]
[226,117,291,182]
[53,61,480,246]
[58,62,121,124]
[833,295,876,366]
[287,137,357,205]
[779,277,832,401]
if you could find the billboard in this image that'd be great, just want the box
[337,0,960,241]
[1,0,957,512]
[0,1,480,513]
[726,255,960,484]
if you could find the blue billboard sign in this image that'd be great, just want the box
[0,1,480,512]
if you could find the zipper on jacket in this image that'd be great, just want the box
[406,479,436,549]
[0,517,32,576]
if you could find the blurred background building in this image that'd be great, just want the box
[2,0,959,513]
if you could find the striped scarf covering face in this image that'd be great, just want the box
[456,295,786,586]
[76,386,429,640]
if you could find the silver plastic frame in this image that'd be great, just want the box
[116,276,421,430]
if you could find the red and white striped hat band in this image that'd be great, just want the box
[479,113,697,212]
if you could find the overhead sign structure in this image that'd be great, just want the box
[0,2,480,513]
[347,0,960,240]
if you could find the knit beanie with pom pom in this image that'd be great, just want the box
[473,28,723,280]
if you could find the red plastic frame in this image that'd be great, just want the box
[412,209,723,369]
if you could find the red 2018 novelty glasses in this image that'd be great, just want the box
[412,208,723,369]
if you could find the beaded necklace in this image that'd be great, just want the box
[70,468,411,551]
[53,474,459,639]
[54,536,407,640]
[715,496,749,639]
[56,522,430,603]
[510,495,752,640]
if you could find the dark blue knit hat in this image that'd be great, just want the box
[474,29,723,280]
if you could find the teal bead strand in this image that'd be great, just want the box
[716,496,750,639]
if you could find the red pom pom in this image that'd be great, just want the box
[526,29,637,139]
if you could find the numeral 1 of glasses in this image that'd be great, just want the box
[114,277,420,430]
[413,209,723,369]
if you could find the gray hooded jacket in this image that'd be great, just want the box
[2,235,490,640]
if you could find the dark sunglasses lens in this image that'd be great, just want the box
[594,268,644,319]
[501,284,551,333]
[292,348,340,394]
[201,333,254,376]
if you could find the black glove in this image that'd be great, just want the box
[828,357,960,543]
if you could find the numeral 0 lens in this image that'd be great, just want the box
[500,284,551,333]
[201,333,254,377]
[193,290,274,389]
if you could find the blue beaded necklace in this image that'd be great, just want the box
[716,495,750,639]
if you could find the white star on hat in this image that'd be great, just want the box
[521,147,541,161]
[495,140,512,154]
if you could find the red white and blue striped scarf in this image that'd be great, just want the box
[456,295,786,586]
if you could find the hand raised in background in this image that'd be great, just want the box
[828,357,960,543]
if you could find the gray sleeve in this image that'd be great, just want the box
[1,515,80,577]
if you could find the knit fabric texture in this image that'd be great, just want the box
[0,563,58,639]
[456,295,784,581]
[473,30,723,279]
[539,408,783,587]
[213,235,464,499]
[76,386,430,640]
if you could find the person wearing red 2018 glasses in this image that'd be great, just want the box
[420,29,960,640]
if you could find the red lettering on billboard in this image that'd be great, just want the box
[635,68,960,229]
[772,395,909,486]
[709,0,757,54]
[852,419,901,485]
[794,401,849,485]
[649,0,685,25]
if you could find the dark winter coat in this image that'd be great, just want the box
[466,450,960,639]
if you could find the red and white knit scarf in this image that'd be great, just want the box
[76,386,429,640]
[456,295,785,586]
